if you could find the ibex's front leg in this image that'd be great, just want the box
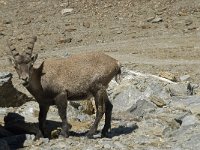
[87,86,106,138]
[55,91,69,138]
[35,104,49,140]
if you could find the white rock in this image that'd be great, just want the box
[61,8,73,15]
[180,75,191,81]
[182,115,200,126]
[151,17,163,23]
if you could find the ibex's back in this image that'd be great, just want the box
[41,52,120,100]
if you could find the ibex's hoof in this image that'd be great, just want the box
[101,127,111,138]
[86,132,94,139]
[101,132,111,138]
[59,131,69,138]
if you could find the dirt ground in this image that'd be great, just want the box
[1,0,200,91]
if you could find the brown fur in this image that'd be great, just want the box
[8,36,121,140]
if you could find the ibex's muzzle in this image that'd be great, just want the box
[20,75,29,86]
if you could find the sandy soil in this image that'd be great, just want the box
[1,0,200,91]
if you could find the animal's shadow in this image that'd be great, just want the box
[109,124,138,138]
[2,112,137,148]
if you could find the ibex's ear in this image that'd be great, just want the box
[31,54,38,64]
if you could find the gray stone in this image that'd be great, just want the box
[165,83,193,96]
[103,143,112,149]
[77,114,90,122]
[127,99,156,117]
[151,17,163,23]
[114,141,127,149]
[15,101,39,122]
[181,115,200,126]
[181,134,200,149]
[109,69,171,112]
[169,124,200,150]
[110,83,143,112]
[34,138,49,146]
[143,81,169,99]
[180,75,191,81]
[126,122,137,128]
[0,72,12,79]
[188,103,200,115]
[171,96,200,114]
[147,17,155,22]
[61,8,73,15]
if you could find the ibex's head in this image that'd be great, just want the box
[8,36,38,86]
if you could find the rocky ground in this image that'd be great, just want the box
[1,0,200,149]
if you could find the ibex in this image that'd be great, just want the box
[8,36,121,139]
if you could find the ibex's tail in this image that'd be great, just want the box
[115,62,121,83]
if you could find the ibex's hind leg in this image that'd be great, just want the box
[55,91,69,138]
[87,87,106,138]
[102,96,113,137]
[35,104,49,140]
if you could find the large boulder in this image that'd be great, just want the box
[108,69,171,112]
[170,95,200,115]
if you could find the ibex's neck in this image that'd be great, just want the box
[26,66,44,100]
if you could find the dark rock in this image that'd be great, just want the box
[1,134,34,149]
[0,125,14,138]
[149,95,166,107]
[0,140,9,150]
[4,112,38,135]
[0,72,33,107]
[2,19,12,24]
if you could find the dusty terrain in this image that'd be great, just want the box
[1,0,200,149]
[1,0,200,82]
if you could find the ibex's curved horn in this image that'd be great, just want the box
[7,40,19,58]
[26,36,37,57]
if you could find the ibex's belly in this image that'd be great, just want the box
[42,82,92,101]
[67,92,92,101]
